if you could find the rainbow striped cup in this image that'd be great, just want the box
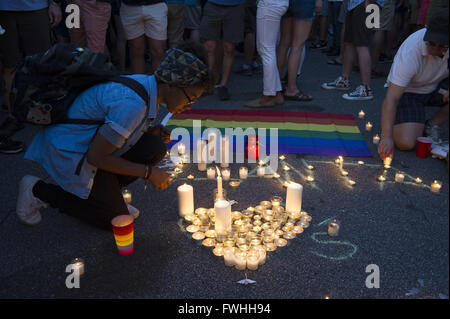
[111,215,134,256]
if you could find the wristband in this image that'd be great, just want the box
[144,165,152,180]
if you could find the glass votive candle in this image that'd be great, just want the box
[232,211,242,220]
[222,168,231,181]
[260,201,272,208]
[358,110,365,119]
[373,134,380,144]
[328,219,340,236]
[234,251,247,270]
[205,229,217,238]
[293,225,304,234]
[254,205,265,214]
[223,247,236,267]
[264,243,277,252]
[256,246,266,265]
[272,206,285,214]
[184,214,196,222]
[242,209,254,218]
[257,166,265,177]
[261,222,271,230]
[431,180,442,194]
[283,231,296,240]
[252,225,262,233]
[186,225,200,233]
[288,211,301,220]
[239,166,248,180]
[271,196,283,207]
[122,189,132,204]
[365,121,373,131]
[253,220,262,226]
[207,166,216,179]
[224,239,235,247]
[275,238,288,247]
[395,171,405,183]
[202,238,216,247]
[246,251,259,271]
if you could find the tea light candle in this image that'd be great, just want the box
[177,143,186,155]
[264,243,277,251]
[293,225,304,234]
[223,247,235,266]
[275,238,287,247]
[286,182,303,214]
[365,122,373,131]
[279,155,286,160]
[358,110,365,119]
[282,165,290,171]
[232,211,242,220]
[378,175,386,182]
[328,220,340,236]
[205,229,217,238]
[239,167,248,179]
[184,214,196,222]
[213,244,224,256]
[177,184,194,217]
[257,166,265,177]
[373,134,380,144]
[186,225,200,233]
[214,199,232,236]
[229,181,240,187]
[348,180,356,186]
[192,232,206,240]
[221,168,230,181]
[271,196,282,207]
[273,173,280,178]
[202,238,216,247]
[431,180,442,194]
[122,189,132,204]
[187,174,194,180]
[306,176,315,182]
[207,166,216,179]
[71,258,85,276]
[358,161,364,165]
[341,170,349,176]
[384,156,392,168]
[395,171,405,183]
[260,201,272,208]
[307,165,314,170]
[415,177,422,183]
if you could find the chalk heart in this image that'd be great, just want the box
[183,201,311,269]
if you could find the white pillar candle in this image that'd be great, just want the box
[338,156,343,170]
[365,122,373,131]
[177,143,186,155]
[197,139,207,171]
[220,136,230,168]
[430,180,442,194]
[234,251,247,270]
[223,247,235,267]
[214,199,232,236]
[286,182,303,214]
[207,166,216,179]
[395,171,405,183]
[358,110,365,119]
[373,134,380,144]
[257,166,265,177]
[239,167,248,179]
[177,184,194,217]
[221,168,230,181]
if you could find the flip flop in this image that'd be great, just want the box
[284,91,313,102]
[244,98,276,108]
[327,58,342,65]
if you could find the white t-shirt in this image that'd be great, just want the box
[387,28,449,94]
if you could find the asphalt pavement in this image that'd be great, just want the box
[0,46,448,299]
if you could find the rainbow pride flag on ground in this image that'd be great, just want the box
[166,109,371,157]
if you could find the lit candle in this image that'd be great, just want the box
[229,181,240,187]
[275,238,287,247]
[214,199,232,236]
[378,175,386,182]
[271,196,282,207]
[220,136,230,168]
[207,166,216,179]
[286,182,303,214]
[234,251,247,270]
[348,180,356,186]
[415,177,422,183]
[279,155,286,160]
[246,251,259,271]
[221,168,230,181]
[395,171,405,183]
[365,122,373,131]
[256,246,266,265]
[216,167,223,200]
[328,220,340,236]
[186,225,199,233]
[187,174,194,180]
[177,143,186,155]
[358,161,364,165]
[213,244,224,257]
[282,165,290,171]
[341,170,348,176]
[306,176,314,182]
[223,247,235,267]
[273,173,280,178]
[339,156,343,170]
[384,156,392,168]
[197,139,207,171]
[430,180,442,194]
[122,189,132,204]
[257,166,265,177]
[358,110,365,119]
[192,232,205,240]
[239,166,248,179]
[71,258,85,276]
[307,165,314,170]
[177,184,194,216]
[373,134,380,144]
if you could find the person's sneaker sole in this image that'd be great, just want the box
[342,94,374,101]
[16,175,43,226]
[321,83,351,90]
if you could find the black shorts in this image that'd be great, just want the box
[395,90,447,125]
[244,2,256,34]
[343,1,377,47]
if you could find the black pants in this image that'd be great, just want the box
[33,133,167,230]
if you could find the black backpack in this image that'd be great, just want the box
[10,43,148,126]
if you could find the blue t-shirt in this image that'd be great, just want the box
[167,0,184,3]
[185,0,199,5]
[208,0,245,5]
[0,0,48,11]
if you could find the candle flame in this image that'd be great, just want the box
[216,166,221,177]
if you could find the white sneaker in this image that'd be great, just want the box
[16,175,47,225]
[342,85,374,100]
[127,204,140,219]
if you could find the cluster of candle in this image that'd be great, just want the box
[335,156,356,186]
[183,198,312,271]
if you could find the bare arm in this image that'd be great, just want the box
[378,82,406,160]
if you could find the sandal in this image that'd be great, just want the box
[284,90,313,102]
[244,97,276,108]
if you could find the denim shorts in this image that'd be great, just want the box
[283,0,316,21]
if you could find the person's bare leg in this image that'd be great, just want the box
[355,46,371,86]
[285,19,313,96]
[335,22,345,64]
[430,104,449,126]
[319,15,328,44]
[393,123,425,150]
[341,42,356,79]
[203,39,218,82]
[276,17,293,78]
[147,37,166,73]
[128,35,147,74]
[370,30,384,72]
[2,67,15,113]
[220,41,236,87]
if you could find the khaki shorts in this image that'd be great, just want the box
[379,0,395,31]
[120,2,168,41]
